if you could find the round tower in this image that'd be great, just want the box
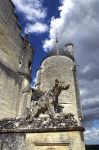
[36,43,82,124]
[26,42,85,150]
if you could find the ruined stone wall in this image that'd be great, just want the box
[0,0,33,119]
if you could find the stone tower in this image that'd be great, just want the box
[37,46,82,123]
[30,42,85,150]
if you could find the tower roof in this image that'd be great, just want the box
[43,36,74,63]
[47,36,66,57]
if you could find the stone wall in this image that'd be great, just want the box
[26,131,85,150]
[0,0,34,119]
[0,0,22,68]
[0,133,26,150]
[0,131,85,150]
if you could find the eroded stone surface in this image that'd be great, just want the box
[0,113,80,132]
[0,133,26,150]
[0,0,34,119]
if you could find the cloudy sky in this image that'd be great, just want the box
[11,0,99,144]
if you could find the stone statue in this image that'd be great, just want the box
[29,79,70,122]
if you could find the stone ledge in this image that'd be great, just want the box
[0,114,85,133]
[0,126,85,134]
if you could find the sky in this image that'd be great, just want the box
[11,0,99,144]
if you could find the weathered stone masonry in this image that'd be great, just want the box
[0,0,34,119]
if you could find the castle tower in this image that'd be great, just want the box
[37,43,82,124]
[30,40,85,150]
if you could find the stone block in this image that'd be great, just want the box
[26,131,85,150]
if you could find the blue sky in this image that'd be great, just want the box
[15,0,60,81]
[11,0,99,144]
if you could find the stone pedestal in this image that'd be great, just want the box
[0,130,85,150]
[26,131,85,150]
[0,117,86,150]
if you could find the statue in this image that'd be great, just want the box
[29,79,70,122]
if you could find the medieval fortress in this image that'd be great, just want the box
[0,0,86,150]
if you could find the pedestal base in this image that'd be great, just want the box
[0,117,86,150]
[26,131,86,150]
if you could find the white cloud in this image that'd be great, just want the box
[82,65,90,74]
[11,0,46,21]
[84,127,99,144]
[59,0,73,15]
[79,79,99,121]
[11,0,48,34]
[25,22,48,34]
[43,0,74,51]
[43,0,99,51]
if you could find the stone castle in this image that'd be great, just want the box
[0,1,86,150]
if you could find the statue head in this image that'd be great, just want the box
[55,79,64,87]
[55,79,59,86]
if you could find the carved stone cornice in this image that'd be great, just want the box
[0,114,85,133]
